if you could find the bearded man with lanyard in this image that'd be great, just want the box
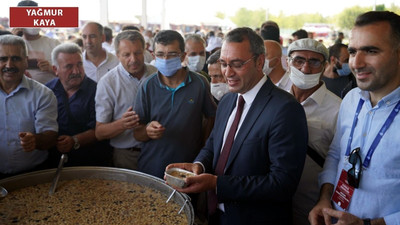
[309,11,400,225]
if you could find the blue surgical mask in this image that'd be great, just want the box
[337,63,351,76]
[155,57,182,77]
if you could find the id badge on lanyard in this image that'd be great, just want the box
[332,99,400,210]
[332,169,355,210]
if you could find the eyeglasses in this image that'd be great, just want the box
[210,74,224,79]
[154,52,182,59]
[347,147,362,188]
[289,56,323,69]
[218,56,255,70]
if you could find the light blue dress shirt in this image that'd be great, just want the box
[95,63,157,148]
[320,87,400,224]
[0,76,58,174]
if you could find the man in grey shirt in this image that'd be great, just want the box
[95,30,157,170]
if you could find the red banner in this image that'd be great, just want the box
[9,7,79,28]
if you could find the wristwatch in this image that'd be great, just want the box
[72,136,80,150]
[363,218,371,225]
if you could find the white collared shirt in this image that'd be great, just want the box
[83,49,119,82]
[95,63,157,148]
[290,83,341,224]
[290,82,341,158]
[221,75,268,148]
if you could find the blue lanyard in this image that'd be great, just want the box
[345,99,364,156]
[345,98,400,168]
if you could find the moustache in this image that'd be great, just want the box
[128,62,143,69]
[68,74,82,79]
[128,62,140,66]
[353,68,373,74]
[2,67,19,73]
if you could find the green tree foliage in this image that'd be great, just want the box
[215,11,225,20]
[229,4,399,31]
[336,6,371,29]
[268,12,327,29]
[375,4,385,11]
[388,3,400,15]
[230,8,266,28]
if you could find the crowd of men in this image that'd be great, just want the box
[1,3,400,224]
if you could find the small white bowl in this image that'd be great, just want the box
[165,168,196,188]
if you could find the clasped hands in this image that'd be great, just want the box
[19,132,36,152]
[309,199,365,225]
[120,106,140,130]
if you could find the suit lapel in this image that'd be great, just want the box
[213,94,237,168]
[223,79,274,172]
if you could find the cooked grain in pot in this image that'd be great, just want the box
[0,179,188,224]
[170,171,194,179]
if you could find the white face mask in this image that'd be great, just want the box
[263,57,277,75]
[187,55,206,72]
[24,28,41,36]
[289,66,322,89]
[210,82,229,101]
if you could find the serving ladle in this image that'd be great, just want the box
[49,154,68,195]
[166,189,176,203]
[0,186,7,199]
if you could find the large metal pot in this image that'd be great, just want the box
[0,166,194,225]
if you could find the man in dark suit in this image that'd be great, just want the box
[166,27,308,225]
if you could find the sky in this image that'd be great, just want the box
[1,0,398,26]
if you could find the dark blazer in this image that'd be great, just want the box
[195,78,308,225]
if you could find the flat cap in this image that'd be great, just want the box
[287,38,329,61]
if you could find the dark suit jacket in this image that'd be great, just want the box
[195,78,308,225]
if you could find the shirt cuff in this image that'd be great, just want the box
[193,161,205,174]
